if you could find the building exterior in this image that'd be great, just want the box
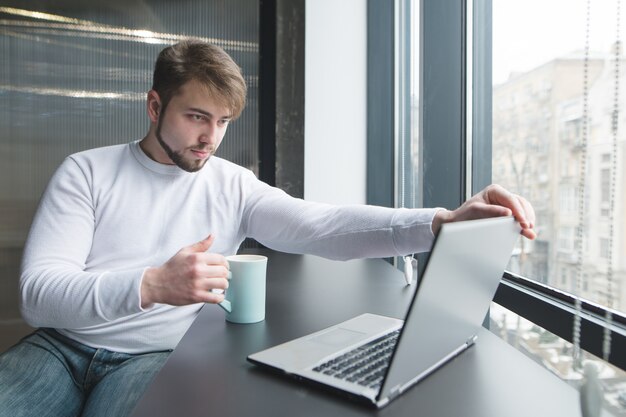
[493,48,625,313]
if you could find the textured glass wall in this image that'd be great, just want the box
[0,1,259,336]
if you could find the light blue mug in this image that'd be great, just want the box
[218,254,267,324]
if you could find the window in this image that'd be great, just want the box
[599,237,610,260]
[490,302,626,398]
[492,0,625,316]
[559,185,577,215]
[380,0,625,382]
[600,167,611,203]
[491,0,626,403]
[558,227,575,253]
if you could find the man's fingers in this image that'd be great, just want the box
[195,280,229,304]
[483,185,537,239]
[518,196,536,228]
[203,253,230,268]
[505,193,534,229]
[486,185,528,226]
[521,227,537,240]
[188,261,229,282]
[203,277,229,291]
[509,197,528,228]
[187,234,214,253]
[184,277,228,304]
[184,237,229,270]
[195,290,225,304]
[186,249,228,277]
[459,202,511,221]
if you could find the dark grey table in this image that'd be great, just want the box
[131,250,580,417]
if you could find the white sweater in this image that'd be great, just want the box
[20,140,439,353]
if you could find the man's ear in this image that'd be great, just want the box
[146,90,162,123]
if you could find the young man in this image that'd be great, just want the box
[0,40,536,417]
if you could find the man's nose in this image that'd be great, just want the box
[199,124,218,145]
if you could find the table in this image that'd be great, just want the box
[130,250,580,417]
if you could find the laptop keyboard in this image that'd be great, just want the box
[312,329,400,389]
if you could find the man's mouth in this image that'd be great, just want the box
[191,150,208,158]
[190,147,214,159]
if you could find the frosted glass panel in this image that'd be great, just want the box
[0,1,258,319]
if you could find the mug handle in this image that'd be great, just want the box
[217,271,232,313]
[218,299,232,313]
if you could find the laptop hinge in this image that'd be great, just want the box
[388,385,402,401]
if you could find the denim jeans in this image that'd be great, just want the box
[0,329,171,417]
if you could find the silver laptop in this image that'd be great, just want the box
[247,216,521,408]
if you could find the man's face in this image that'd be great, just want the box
[155,80,232,172]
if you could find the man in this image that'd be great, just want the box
[0,39,535,417]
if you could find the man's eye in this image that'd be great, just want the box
[191,114,204,121]
[219,119,230,126]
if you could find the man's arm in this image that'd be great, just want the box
[19,158,148,328]
[20,157,232,325]
[241,178,441,261]
[240,177,536,263]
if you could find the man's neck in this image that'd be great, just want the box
[139,132,172,165]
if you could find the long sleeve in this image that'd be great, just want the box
[17,141,441,353]
[241,177,439,261]
[19,157,145,329]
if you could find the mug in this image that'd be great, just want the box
[218,254,267,324]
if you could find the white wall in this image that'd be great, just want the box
[304,0,367,205]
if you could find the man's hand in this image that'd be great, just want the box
[432,184,536,240]
[140,235,230,309]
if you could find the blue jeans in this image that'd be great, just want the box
[0,329,170,417]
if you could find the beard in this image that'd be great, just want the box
[155,113,214,173]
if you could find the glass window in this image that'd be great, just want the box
[402,0,419,210]
[600,167,611,203]
[492,0,625,316]
[489,302,626,415]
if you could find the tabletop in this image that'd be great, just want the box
[130,250,580,417]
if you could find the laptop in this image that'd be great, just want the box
[247,216,521,408]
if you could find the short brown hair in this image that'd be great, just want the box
[152,39,247,119]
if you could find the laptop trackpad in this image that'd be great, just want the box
[309,328,367,347]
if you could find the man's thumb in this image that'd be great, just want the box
[188,234,214,252]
